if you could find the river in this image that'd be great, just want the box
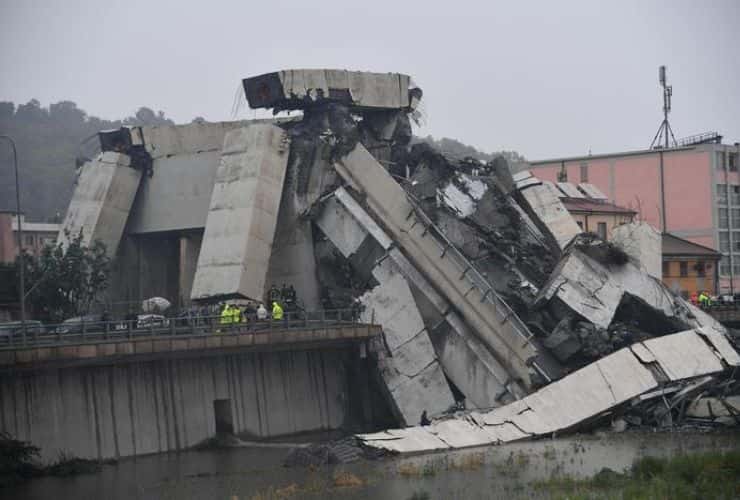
[9,430,740,499]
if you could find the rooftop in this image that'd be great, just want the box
[662,233,721,258]
[529,142,739,166]
[561,197,636,215]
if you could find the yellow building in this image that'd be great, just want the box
[662,233,721,299]
[560,198,636,239]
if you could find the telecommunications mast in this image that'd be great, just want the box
[650,65,677,149]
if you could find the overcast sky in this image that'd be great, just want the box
[1,0,738,159]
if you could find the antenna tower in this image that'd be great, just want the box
[650,65,677,149]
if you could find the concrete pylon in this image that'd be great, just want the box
[191,123,290,301]
[57,152,142,256]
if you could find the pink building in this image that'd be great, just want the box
[529,142,740,293]
[0,212,60,264]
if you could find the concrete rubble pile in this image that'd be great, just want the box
[59,68,740,449]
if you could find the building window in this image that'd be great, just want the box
[662,261,670,276]
[696,262,706,277]
[717,184,728,205]
[717,151,726,170]
[720,256,731,276]
[25,235,34,246]
[733,262,740,277]
[730,153,738,172]
[680,261,688,277]
[732,209,740,228]
[580,163,588,182]
[596,222,607,240]
[720,232,730,253]
[719,208,729,229]
[731,186,740,206]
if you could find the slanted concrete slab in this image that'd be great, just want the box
[333,144,552,388]
[358,251,455,425]
[536,249,623,329]
[358,329,740,454]
[191,123,290,301]
[58,152,142,256]
[318,187,526,408]
[517,180,582,251]
[612,222,662,279]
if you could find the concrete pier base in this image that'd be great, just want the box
[0,350,351,461]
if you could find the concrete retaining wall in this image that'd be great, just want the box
[0,350,349,461]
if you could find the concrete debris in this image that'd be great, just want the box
[685,395,740,426]
[611,222,662,279]
[243,69,420,112]
[514,170,582,251]
[333,142,558,387]
[58,68,740,438]
[357,328,740,454]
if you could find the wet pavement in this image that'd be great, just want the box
[9,430,740,499]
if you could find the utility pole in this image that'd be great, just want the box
[0,135,25,331]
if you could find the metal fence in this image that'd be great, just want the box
[0,309,362,349]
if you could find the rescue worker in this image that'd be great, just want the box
[257,303,268,321]
[272,301,284,321]
[218,304,232,332]
[698,291,712,308]
[231,304,242,324]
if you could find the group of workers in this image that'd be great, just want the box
[218,301,284,326]
[690,290,714,308]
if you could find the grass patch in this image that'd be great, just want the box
[397,460,439,477]
[332,471,364,488]
[450,452,485,471]
[535,450,740,499]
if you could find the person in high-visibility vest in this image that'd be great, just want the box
[272,301,284,320]
[231,304,241,324]
[220,304,233,325]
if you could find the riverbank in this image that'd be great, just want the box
[4,429,740,499]
[0,432,110,488]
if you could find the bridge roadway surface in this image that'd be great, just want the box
[0,311,381,371]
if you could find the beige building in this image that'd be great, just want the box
[0,212,60,263]
[561,198,636,239]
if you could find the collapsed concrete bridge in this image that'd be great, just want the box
[24,68,738,457]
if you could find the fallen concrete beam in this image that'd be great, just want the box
[514,170,582,251]
[315,194,455,424]
[243,69,419,111]
[318,187,528,406]
[58,152,142,256]
[190,123,290,301]
[333,145,555,388]
[357,328,739,453]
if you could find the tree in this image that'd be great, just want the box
[20,231,110,322]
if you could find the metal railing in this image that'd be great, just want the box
[0,308,363,350]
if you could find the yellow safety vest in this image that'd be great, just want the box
[272,302,284,320]
[220,306,232,324]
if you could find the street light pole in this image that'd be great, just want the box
[0,135,25,330]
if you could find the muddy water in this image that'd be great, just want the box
[10,431,740,499]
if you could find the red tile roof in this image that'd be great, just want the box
[561,197,637,215]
